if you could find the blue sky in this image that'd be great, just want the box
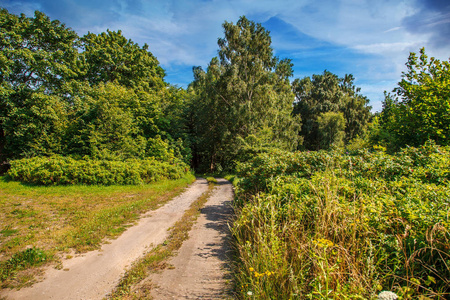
[2,0,450,111]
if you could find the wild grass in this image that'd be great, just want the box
[107,181,216,299]
[232,144,450,299]
[0,173,195,289]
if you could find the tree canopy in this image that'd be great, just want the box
[0,9,188,164]
[188,16,301,171]
[292,71,371,150]
[375,48,450,150]
[80,30,165,90]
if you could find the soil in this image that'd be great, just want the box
[0,178,234,300]
[147,178,234,299]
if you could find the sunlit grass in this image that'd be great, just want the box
[0,174,195,288]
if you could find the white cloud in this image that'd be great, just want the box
[352,41,424,55]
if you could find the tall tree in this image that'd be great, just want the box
[0,9,79,160]
[189,16,300,171]
[0,9,187,163]
[293,71,371,150]
[317,111,346,149]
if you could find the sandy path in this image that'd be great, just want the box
[1,179,209,300]
[148,178,234,299]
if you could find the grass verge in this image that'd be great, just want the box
[106,181,217,299]
[0,173,195,289]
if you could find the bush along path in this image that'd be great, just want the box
[1,178,232,300]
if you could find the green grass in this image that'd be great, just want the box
[0,173,195,289]
[206,176,218,184]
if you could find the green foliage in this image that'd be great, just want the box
[0,9,80,91]
[206,177,218,184]
[188,16,301,172]
[293,71,372,150]
[317,111,346,149]
[80,29,165,90]
[375,48,450,150]
[0,9,190,168]
[7,155,189,185]
[233,143,450,299]
[0,91,68,159]
[0,8,79,161]
[64,82,153,159]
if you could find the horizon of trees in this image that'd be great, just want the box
[1,8,448,172]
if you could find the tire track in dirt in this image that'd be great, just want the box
[1,179,210,300]
[147,178,234,299]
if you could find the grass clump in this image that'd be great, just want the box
[0,247,49,284]
[232,142,450,299]
[206,177,218,184]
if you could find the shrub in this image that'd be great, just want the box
[7,155,190,185]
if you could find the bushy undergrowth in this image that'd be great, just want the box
[7,155,190,185]
[232,141,450,299]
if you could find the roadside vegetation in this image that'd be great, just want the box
[1,7,449,299]
[232,143,449,299]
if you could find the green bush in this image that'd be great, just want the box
[7,155,190,185]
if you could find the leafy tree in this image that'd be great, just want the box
[0,9,187,165]
[80,30,165,90]
[317,111,346,149]
[340,74,372,143]
[377,48,450,149]
[0,9,80,91]
[0,9,79,161]
[64,83,147,159]
[189,16,301,171]
[293,71,371,150]
[188,59,229,170]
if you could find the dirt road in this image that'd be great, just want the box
[1,178,234,300]
[148,178,234,299]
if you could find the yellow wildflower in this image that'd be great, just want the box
[313,238,334,248]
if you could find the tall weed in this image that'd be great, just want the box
[233,142,450,299]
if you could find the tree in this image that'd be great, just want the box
[0,9,187,164]
[80,30,165,90]
[0,9,80,92]
[292,71,371,150]
[189,16,301,171]
[317,111,346,149]
[0,9,79,161]
[374,48,450,150]
[64,83,148,159]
